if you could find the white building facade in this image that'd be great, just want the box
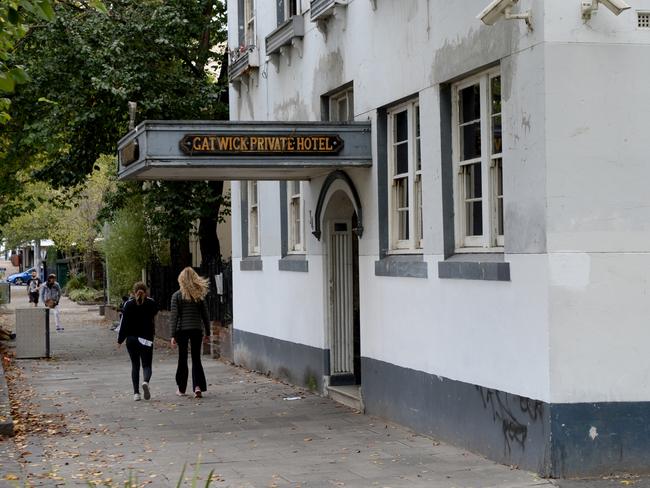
[226,0,650,477]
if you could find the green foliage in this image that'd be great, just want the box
[4,0,227,191]
[101,196,151,304]
[65,272,87,291]
[68,286,102,303]
[0,1,107,123]
[0,154,115,257]
[0,0,229,252]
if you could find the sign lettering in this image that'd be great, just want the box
[180,134,344,156]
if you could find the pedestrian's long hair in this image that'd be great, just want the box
[133,282,148,305]
[177,267,209,302]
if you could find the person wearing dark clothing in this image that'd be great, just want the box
[117,282,158,401]
[170,267,211,398]
[27,270,42,307]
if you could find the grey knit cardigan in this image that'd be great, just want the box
[170,290,210,338]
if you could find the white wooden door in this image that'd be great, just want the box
[328,220,354,377]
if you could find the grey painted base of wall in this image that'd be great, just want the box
[362,357,650,478]
[362,357,551,475]
[233,328,325,391]
[230,330,650,477]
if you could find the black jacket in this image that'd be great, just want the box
[170,290,210,338]
[117,297,158,344]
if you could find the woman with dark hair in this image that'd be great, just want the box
[170,267,211,398]
[118,282,158,401]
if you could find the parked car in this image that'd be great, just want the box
[6,268,36,285]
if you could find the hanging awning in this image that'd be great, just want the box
[117,121,372,181]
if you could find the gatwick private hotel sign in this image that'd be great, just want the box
[180,134,344,156]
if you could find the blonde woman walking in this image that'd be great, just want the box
[170,267,211,398]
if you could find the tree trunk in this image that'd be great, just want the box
[170,231,192,275]
[84,246,94,286]
[198,180,224,270]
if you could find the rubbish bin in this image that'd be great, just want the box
[15,308,50,359]
[0,282,10,305]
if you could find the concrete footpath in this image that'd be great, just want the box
[0,287,644,487]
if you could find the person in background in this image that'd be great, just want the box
[110,294,131,331]
[170,267,211,398]
[117,282,158,401]
[41,274,63,331]
[27,270,42,307]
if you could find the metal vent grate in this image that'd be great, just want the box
[638,12,650,29]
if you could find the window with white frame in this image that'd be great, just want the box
[329,87,354,122]
[452,68,503,250]
[248,180,260,255]
[284,0,300,20]
[287,181,304,252]
[244,0,255,46]
[388,100,423,250]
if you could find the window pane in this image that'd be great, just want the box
[460,122,481,161]
[415,175,422,245]
[491,76,501,115]
[466,201,483,236]
[398,209,409,240]
[464,162,482,199]
[250,208,259,250]
[291,201,301,249]
[395,111,408,142]
[348,90,354,121]
[460,84,480,124]
[396,177,409,207]
[337,98,347,122]
[492,115,502,154]
[494,158,504,236]
[288,0,298,17]
[249,181,257,205]
[395,143,408,175]
[415,106,421,171]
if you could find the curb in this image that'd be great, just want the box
[0,356,14,436]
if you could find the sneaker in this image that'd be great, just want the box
[194,387,202,399]
[142,382,150,400]
[56,327,64,332]
[133,393,141,401]
[176,389,186,396]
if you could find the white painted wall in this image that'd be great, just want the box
[229,0,650,404]
[543,0,650,402]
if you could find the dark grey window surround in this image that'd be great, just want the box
[279,181,308,272]
[240,182,263,271]
[375,103,428,279]
[438,84,510,282]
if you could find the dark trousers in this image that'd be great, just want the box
[126,336,153,394]
[175,329,207,393]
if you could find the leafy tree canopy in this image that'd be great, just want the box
[1,0,227,228]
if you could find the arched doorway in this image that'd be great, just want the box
[316,171,363,408]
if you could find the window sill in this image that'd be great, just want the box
[438,254,510,282]
[278,254,308,272]
[375,254,428,279]
[240,257,263,271]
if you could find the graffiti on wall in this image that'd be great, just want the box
[476,386,544,455]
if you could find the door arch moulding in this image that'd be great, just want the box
[312,170,364,240]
